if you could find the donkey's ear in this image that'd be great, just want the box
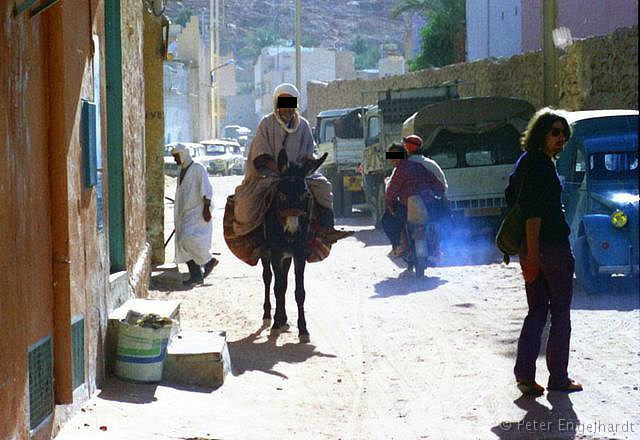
[303,152,328,177]
[277,149,289,174]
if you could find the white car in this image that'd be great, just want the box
[200,139,246,175]
[164,142,215,176]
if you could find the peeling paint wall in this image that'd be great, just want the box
[306,27,638,121]
[1,0,111,438]
[144,12,166,265]
[0,4,52,438]
[121,0,150,297]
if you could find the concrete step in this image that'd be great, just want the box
[162,330,231,389]
[106,298,181,375]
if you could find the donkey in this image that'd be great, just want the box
[260,149,327,343]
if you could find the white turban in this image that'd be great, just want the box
[170,143,193,168]
[272,83,301,134]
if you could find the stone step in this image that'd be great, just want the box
[106,298,182,375]
[162,330,231,389]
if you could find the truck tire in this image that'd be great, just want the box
[342,185,353,217]
[331,176,343,219]
[374,184,385,230]
[574,235,609,295]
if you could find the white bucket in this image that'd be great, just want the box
[115,321,172,382]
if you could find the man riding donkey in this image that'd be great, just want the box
[224,83,353,265]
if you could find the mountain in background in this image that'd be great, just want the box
[165,0,408,71]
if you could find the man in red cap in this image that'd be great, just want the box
[403,134,448,191]
[403,134,449,263]
[383,142,445,259]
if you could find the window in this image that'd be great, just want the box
[589,151,638,180]
[575,148,586,172]
[205,144,226,155]
[465,145,495,166]
[320,120,335,143]
[368,117,380,139]
[431,151,458,169]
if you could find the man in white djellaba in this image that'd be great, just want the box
[232,83,352,244]
[172,144,219,286]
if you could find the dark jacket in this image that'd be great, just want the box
[506,150,570,246]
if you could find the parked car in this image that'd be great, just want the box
[200,139,246,175]
[556,110,638,293]
[164,142,214,176]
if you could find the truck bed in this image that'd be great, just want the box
[318,137,365,170]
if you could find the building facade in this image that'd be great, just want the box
[466,0,638,61]
[0,0,159,437]
[254,46,356,119]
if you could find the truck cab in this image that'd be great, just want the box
[315,107,369,216]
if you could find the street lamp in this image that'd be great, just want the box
[210,58,235,85]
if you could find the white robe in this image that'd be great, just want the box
[232,113,332,236]
[408,154,449,191]
[174,162,214,265]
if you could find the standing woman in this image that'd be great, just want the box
[507,107,583,396]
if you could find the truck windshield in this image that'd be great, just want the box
[319,119,336,143]
[427,126,521,168]
[205,144,226,155]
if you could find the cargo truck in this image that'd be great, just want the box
[361,84,460,225]
[401,96,535,234]
[315,107,370,216]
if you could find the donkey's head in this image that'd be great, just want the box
[271,149,327,242]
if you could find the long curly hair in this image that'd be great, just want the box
[521,107,571,153]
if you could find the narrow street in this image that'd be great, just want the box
[56,175,640,440]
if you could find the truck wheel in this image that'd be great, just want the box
[374,184,385,230]
[342,187,353,217]
[574,235,609,294]
[332,176,343,219]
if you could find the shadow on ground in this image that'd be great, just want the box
[97,377,159,404]
[491,393,579,439]
[227,325,337,378]
[149,267,216,293]
[571,279,640,311]
[371,275,447,298]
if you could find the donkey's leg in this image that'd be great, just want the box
[272,256,291,330]
[261,257,272,323]
[294,255,309,342]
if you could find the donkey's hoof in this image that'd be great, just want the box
[262,318,272,326]
[270,323,290,335]
[298,333,310,343]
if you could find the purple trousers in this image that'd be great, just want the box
[514,242,575,388]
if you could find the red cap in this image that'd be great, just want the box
[403,134,423,153]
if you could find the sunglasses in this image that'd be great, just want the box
[550,127,568,137]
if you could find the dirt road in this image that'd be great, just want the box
[56,175,639,440]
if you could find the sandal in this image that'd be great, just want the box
[517,380,545,396]
[547,378,583,392]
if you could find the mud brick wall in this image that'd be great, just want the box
[306,26,637,123]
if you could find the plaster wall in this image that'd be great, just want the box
[466,0,522,61]
[522,0,638,53]
[144,12,166,265]
[0,4,52,438]
[0,1,112,438]
[121,0,150,298]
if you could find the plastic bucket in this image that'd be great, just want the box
[115,321,172,382]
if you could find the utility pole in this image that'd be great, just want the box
[542,0,558,106]
[295,0,301,93]
[215,0,221,137]
[209,0,215,139]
